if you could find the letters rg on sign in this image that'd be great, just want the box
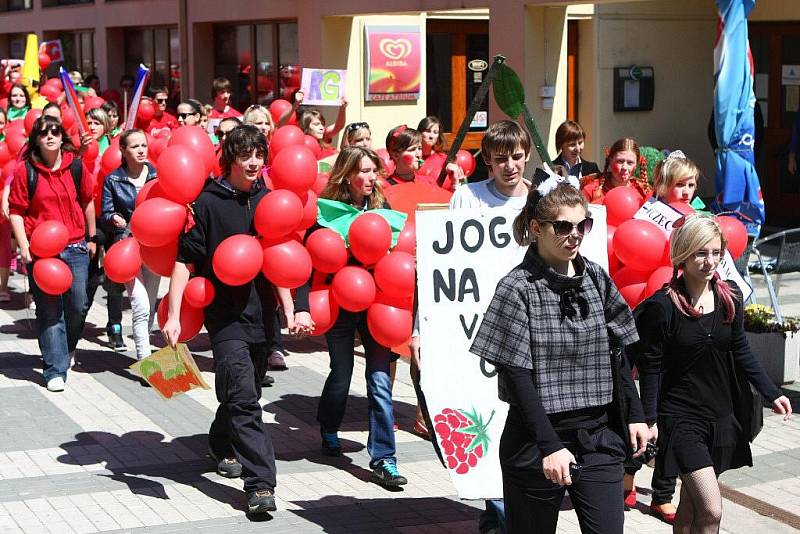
[300,68,346,106]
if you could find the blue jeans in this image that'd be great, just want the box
[28,244,90,382]
[318,310,395,468]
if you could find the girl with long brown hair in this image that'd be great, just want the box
[580,137,651,204]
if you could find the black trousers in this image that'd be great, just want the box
[624,461,677,505]
[208,338,276,493]
[500,413,627,534]
[85,226,124,327]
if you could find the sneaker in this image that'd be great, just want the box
[107,324,126,352]
[46,376,65,392]
[321,431,342,457]
[261,374,275,387]
[371,459,407,487]
[268,350,288,370]
[246,489,277,514]
[208,447,243,478]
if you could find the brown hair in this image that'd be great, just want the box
[416,116,445,152]
[600,137,648,191]
[320,146,386,210]
[8,83,32,111]
[385,125,422,158]
[299,109,332,149]
[211,77,232,99]
[480,120,532,164]
[220,124,267,176]
[554,120,586,151]
[513,181,588,246]
[25,115,77,165]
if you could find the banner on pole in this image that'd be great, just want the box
[417,205,607,499]
[300,68,346,106]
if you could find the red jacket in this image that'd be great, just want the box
[8,151,93,243]
[146,112,179,136]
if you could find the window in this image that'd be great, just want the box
[43,0,92,6]
[214,21,299,111]
[56,30,95,79]
[3,33,27,58]
[124,27,181,104]
[0,0,32,12]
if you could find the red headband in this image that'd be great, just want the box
[389,124,407,151]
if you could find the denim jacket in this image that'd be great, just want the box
[100,162,157,243]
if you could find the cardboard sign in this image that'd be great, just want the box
[364,25,421,101]
[130,344,210,400]
[39,40,64,63]
[299,68,346,106]
[417,205,607,499]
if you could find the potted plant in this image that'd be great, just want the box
[743,304,800,385]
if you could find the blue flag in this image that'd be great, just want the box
[711,0,764,237]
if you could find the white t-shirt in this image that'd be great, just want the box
[448,179,528,210]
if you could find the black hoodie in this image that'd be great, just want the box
[177,178,275,343]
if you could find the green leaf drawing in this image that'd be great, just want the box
[493,64,526,119]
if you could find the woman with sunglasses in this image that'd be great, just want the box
[470,178,650,533]
[8,116,95,392]
[339,122,371,149]
[176,99,203,127]
[633,215,791,534]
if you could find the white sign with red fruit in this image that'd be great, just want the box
[416,205,607,499]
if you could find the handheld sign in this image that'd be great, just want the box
[300,68,346,106]
[130,344,210,400]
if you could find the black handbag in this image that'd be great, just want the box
[729,351,764,442]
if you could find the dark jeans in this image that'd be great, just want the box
[269,309,284,354]
[85,227,123,328]
[208,338,276,493]
[28,244,90,382]
[500,413,627,534]
[625,462,677,505]
[318,310,395,468]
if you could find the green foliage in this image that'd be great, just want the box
[493,64,526,119]
[634,146,665,185]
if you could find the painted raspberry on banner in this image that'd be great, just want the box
[433,407,495,475]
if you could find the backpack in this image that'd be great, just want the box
[26,157,84,201]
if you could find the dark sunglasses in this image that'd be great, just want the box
[155,98,168,104]
[542,217,593,236]
[346,122,369,132]
[38,125,62,137]
[177,112,198,120]
[215,128,230,139]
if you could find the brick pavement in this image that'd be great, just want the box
[0,271,798,533]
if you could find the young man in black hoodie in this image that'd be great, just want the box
[162,125,310,514]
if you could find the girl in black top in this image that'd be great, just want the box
[470,179,650,534]
[634,214,792,534]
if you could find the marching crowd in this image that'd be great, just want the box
[0,68,794,534]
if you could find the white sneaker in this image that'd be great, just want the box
[46,377,65,392]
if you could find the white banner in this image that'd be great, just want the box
[417,205,607,499]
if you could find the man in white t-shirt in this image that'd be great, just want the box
[411,120,532,534]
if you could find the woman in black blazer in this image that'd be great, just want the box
[534,120,599,185]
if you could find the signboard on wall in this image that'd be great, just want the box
[39,40,64,63]
[364,25,421,102]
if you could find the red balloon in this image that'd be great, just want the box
[309,288,339,336]
[254,189,303,238]
[644,266,674,299]
[374,252,415,299]
[100,142,122,174]
[83,140,99,164]
[306,228,347,273]
[418,153,445,178]
[212,234,263,286]
[38,53,52,71]
[332,266,376,312]
[140,241,177,277]
[612,267,650,309]
[348,212,392,266]
[367,303,413,348]
[148,136,169,163]
[157,296,204,342]
[613,219,667,272]
[83,96,105,111]
[38,84,61,103]
[715,215,748,260]
[135,179,166,207]
[268,99,293,126]
[261,239,312,288]
[104,237,142,283]
[23,109,43,135]
[374,289,414,310]
[269,125,305,157]
[6,129,26,156]
[131,197,187,247]
[137,100,156,122]
[30,220,69,258]
[302,134,322,159]
[270,144,317,193]
[312,173,329,195]
[0,143,10,166]
[668,201,695,216]
[375,148,395,176]
[33,258,73,295]
[184,276,215,308]
[393,222,416,255]
[606,224,617,264]
[605,187,644,226]
[455,149,476,177]
[61,107,76,130]
[298,191,318,230]
[157,145,208,204]
[169,125,216,177]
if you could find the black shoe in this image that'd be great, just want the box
[371,459,407,487]
[261,374,275,387]
[247,489,277,514]
[320,431,342,457]
[208,447,242,478]
[107,324,126,352]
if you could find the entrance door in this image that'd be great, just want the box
[426,20,489,152]
[749,23,800,226]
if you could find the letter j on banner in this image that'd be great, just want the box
[364,25,421,102]
[300,68,346,106]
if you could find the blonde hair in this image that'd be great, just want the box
[513,182,587,246]
[86,107,110,135]
[653,153,700,200]
[320,146,386,210]
[667,214,736,322]
[340,122,371,149]
[243,105,275,140]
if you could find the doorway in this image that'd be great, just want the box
[749,22,800,226]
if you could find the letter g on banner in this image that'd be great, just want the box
[321,71,341,101]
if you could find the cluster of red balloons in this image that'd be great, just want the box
[606,189,749,309]
[418,150,477,191]
[29,221,72,295]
